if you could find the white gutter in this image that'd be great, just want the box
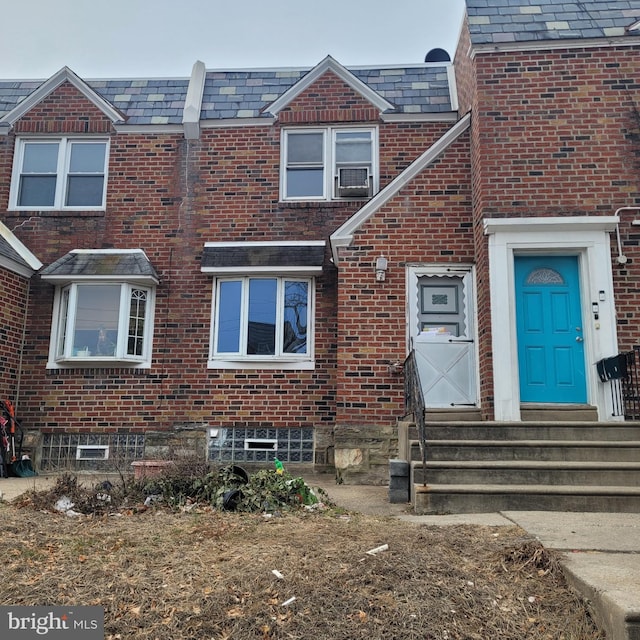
[615,207,640,264]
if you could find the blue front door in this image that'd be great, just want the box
[515,255,586,403]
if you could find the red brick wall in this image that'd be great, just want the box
[0,267,30,404]
[0,74,457,445]
[472,46,640,218]
[462,42,640,411]
[453,14,474,117]
[14,82,113,134]
[334,132,473,427]
[278,71,380,124]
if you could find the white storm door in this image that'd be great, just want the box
[412,273,477,408]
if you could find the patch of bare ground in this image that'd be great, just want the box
[0,500,603,639]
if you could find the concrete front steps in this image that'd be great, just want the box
[397,421,640,514]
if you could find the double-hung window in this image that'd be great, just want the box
[213,277,312,365]
[10,138,108,210]
[282,127,376,200]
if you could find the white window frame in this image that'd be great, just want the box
[47,281,155,369]
[209,275,315,370]
[9,137,109,211]
[281,126,377,201]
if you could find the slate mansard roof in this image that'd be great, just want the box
[0,62,454,127]
[40,250,159,284]
[466,0,640,45]
[200,65,453,120]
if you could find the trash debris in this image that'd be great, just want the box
[366,544,389,556]
[281,597,296,607]
[144,495,163,507]
[222,489,243,511]
[271,570,284,580]
[274,458,285,475]
[54,496,75,512]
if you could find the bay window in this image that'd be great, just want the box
[52,283,153,364]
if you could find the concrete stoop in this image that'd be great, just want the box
[413,483,640,514]
[398,421,640,514]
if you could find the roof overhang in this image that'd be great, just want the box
[0,220,42,278]
[40,249,159,285]
[265,55,395,117]
[470,35,640,58]
[330,112,471,265]
[483,216,619,235]
[201,241,325,276]
[0,66,126,131]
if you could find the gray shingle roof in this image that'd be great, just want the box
[89,78,190,125]
[41,250,158,281]
[201,244,325,271]
[0,77,189,126]
[0,237,32,270]
[0,63,453,125]
[201,65,453,119]
[466,0,640,45]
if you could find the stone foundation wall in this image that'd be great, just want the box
[333,423,398,485]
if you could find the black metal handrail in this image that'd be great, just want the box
[622,348,640,420]
[597,348,640,420]
[404,350,427,486]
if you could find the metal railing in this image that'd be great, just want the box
[403,350,427,486]
[622,348,640,420]
[597,348,640,420]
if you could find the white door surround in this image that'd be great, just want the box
[484,216,620,422]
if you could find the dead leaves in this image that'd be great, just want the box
[0,508,603,640]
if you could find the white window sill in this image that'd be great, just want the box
[208,358,315,371]
[48,357,151,369]
[9,206,106,212]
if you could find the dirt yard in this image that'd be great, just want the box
[0,485,604,640]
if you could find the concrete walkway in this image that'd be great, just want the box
[2,473,639,639]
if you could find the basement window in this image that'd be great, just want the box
[244,438,278,451]
[76,445,110,460]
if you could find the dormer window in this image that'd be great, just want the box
[281,127,376,201]
[10,138,108,210]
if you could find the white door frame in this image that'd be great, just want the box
[484,216,620,422]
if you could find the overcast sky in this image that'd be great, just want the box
[1,0,467,79]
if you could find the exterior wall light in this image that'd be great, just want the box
[375,256,388,281]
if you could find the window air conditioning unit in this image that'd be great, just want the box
[337,167,370,197]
